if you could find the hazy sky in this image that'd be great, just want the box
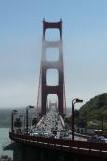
[0,0,107,109]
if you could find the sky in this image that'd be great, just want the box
[0,0,107,109]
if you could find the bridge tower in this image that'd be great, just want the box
[37,19,66,116]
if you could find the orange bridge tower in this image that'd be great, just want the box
[37,19,66,116]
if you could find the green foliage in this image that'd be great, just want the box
[65,93,107,130]
[79,93,107,129]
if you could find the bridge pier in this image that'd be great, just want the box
[13,144,23,161]
[11,143,77,161]
[13,144,41,161]
[7,142,107,161]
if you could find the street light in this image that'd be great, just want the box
[26,105,34,133]
[11,110,18,133]
[72,98,83,141]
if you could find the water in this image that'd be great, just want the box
[0,128,12,158]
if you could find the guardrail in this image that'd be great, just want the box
[74,132,90,138]
[9,132,107,153]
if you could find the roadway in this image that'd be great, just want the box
[30,105,87,141]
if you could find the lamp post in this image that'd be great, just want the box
[11,110,18,133]
[101,115,104,131]
[26,105,34,133]
[72,98,83,141]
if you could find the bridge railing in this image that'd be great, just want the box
[9,132,107,152]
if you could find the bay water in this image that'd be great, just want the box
[0,128,12,158]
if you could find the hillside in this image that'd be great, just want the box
[79,93,107,129]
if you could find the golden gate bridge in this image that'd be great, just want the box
[6,19,107,161]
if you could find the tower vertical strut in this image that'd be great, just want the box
[38,19,66,116]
